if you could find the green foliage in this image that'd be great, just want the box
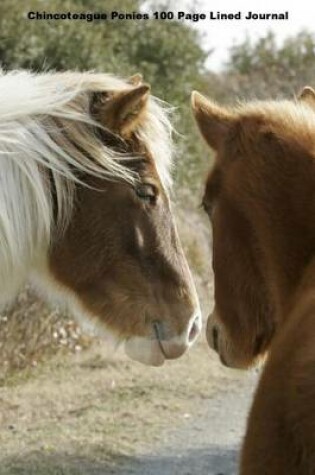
[228,30,315,79]
[0,0,206,104]
[211,30,315,101]
[0,0,141,72]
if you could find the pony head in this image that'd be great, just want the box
[0,71,201,366]
[191,88,315,368]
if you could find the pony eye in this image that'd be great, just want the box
[135,183,157,204]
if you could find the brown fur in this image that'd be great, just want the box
[50,134,194,340]
[192,87,315,473]
[91,84,151,138]
[40,76,200,360]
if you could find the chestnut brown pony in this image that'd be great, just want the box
[0,70,201,368]
[192,87,315,474]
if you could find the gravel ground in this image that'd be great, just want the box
[0,343,259,475]
[112,371,259,475]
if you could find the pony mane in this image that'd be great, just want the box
[0,70,173,293]
[234,99,315,153]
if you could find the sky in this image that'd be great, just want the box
[166,0,315,70]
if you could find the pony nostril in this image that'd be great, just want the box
[188,314,201,343]
[212,326,219,352]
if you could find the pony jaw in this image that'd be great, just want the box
[206,311,262,370]
[31,258,201,367]
[125,337,165,366]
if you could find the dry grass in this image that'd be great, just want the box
[0,336,243,474]
[177,206,211,278]
[0,288,93,384]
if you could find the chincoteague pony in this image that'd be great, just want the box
[0,70,201,367]
[192,87,315,474]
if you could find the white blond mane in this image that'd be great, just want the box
[0,70,173,303]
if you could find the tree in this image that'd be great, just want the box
[220,30,315,100]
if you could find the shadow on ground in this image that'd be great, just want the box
[116,445,239,475]
[1,445,239,475]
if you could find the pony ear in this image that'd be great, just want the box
[191,91,233,150]
[92,84,150,137]
[128,73,143,86]
[298,86,315,109]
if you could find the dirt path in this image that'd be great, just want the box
[0,340,258,475]
[113,371,258,475]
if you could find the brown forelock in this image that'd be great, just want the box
[206,107,315,358]
[48,133,193,339]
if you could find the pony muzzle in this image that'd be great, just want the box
[206,312,231,367]
[125,312,202,366]
[206,312,253,369]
